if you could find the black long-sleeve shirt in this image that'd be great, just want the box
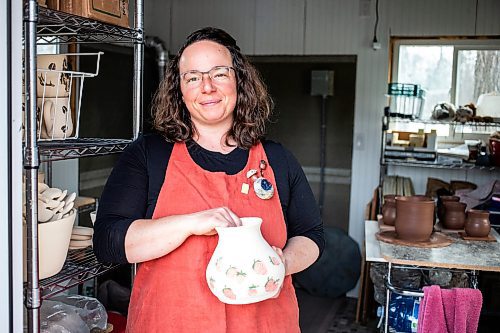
[93,134,324,264]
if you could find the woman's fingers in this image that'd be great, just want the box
[271,246,285,263]
[220,206,242,227]
[188,207,242,235]
[272,246,287,274]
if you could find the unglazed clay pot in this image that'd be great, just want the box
[465,209,490,237]
[382,195,397,226]
[442,201,466,230]
[23,209,76,281]
[395,196,435,242]
[437,195,460,222]
[206,217,285,304]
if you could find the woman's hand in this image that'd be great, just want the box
[186,206,242,236]
[270,246,286,299]
[271,245,287,272]
[125,207,241,263]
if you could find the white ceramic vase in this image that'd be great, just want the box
[206,217,285,304]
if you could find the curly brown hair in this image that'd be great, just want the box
[152,27,273,148]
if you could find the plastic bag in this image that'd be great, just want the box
[40,294,108,332]
[41,300,89,333]
[388,294,420,333]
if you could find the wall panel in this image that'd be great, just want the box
[170,0,256,54]
[255,0,305,54]
[144,0,172,46]
[476,0,500,35]
[305,0,365,54]
[386,0,476,36]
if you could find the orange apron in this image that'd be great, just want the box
[126,142,300,333]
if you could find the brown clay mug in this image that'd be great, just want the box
[442,201,466,230]
[465,209,490,237]
[382,195,396,226]
[395,196,435,242]
[437,195,460,222]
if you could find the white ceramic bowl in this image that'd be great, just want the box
[23,208,76,281]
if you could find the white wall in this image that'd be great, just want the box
[0,0,11,330]
[2,0,24,331]
[144,0,500,250]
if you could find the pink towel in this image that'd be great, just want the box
[417,285,483,333]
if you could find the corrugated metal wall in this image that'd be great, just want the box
[144,0,500,249]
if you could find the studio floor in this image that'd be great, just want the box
[296,288,377,333]
[296,287,500,333]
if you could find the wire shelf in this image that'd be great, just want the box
[36,7,142,44]
[37,247,119,300]
[35,52,103,141]
[387,116,500,128]
[383,159,498,171]
[38,138,132,162]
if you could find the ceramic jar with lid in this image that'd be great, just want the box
[465,209,490,237]
[442,201,466,230]
[382,195,396,226]
[395,196,435,242]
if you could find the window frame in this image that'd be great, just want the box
[390,37,500,107]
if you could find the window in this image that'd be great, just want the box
[392,39,500,121]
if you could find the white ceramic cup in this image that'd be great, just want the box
[90,211,97,225]
[37,97,73,139]
[37,54,71,98]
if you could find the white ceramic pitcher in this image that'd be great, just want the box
[205,217,285,304]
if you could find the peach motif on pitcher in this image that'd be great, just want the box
[205,217,285,304]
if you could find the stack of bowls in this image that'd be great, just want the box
[69,226,94,250]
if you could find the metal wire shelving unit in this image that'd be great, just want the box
[39,138,133,162]
[38,247,119,300]
[382,160,498,171]
[380,114,500,173]
[37,6,141,44]
[23,1,143,332]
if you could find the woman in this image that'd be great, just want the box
[94,27,324,332]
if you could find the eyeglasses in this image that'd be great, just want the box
[180,66,235,87]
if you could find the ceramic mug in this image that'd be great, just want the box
[37,97,73,139]
[90,211,97,225]
[37,54,71,98]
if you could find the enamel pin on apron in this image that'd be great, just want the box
[246,160,274,200]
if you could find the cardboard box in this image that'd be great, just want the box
[50,0,129,28]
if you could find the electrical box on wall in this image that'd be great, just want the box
[311,70,334,97]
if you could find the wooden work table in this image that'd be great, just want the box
[365,220,500,272]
